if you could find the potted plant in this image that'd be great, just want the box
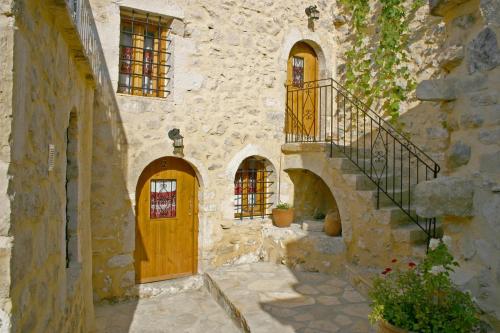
[369,239,479,333]
[272,202,294,228]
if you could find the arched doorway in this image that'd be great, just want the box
[135,157,198,283]
[286,42,319,140]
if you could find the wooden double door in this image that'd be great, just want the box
[286,42,319,138]
[135,157,198,283]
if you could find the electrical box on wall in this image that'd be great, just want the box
[48,144,56,172]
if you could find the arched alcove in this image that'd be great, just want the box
[286,168,340,226]
[233,155,277,220]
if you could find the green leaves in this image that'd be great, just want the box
[340,0,424,123]
[369,242,480,332]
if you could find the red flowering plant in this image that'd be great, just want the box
[368,239,479,332]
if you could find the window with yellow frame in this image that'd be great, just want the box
[118,9,172,98]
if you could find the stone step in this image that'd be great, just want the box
[391,223,443,245]
[375,207,414,227]
[301,219,324,232]
[357,188,414,208]
[133,274,204,299]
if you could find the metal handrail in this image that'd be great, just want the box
[285,79,441,243]
[66,0,107,88]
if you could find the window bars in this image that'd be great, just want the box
[234,158,274,219]
[118,10,172,98]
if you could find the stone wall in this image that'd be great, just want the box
[0,0,96,331]
[414,0,500,329]
[88,0,339,300]
[0,0,15,330]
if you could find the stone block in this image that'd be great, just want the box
[416,79,457,101]
[468,28,500,74]
[479,128,500,145]
[448,141,471,168]
[481,0,500,28]
[452,14,476,29]
[479,151,500,173]
[429,0,470,16]
[471,92,498,106]
[414,176,474,218]
[170,19,185,36]
[461,111,484,128]
[107,254,133,268]
[439,44,465,71]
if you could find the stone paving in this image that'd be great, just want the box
[207,262,375,333]
[95,287,240,333]
[95,262,375,333]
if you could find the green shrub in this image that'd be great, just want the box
[369,240,479,332]
[276,202,291,209]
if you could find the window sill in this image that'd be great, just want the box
[116,92,171,102]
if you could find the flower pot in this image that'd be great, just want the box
[323,210,341,236]
[272,208,294,228]
[378,320,408,333]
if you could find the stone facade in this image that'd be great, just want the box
[0,0,97,331]
[0,0,498,331]
[413,0,500,329]
[88,0,338,301]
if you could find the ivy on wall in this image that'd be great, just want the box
[339,0,425,124]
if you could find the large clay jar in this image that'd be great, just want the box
[323,210,341,236]
[272,208,294,228]
[378,320,409,333]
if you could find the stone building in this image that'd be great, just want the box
[0,0,498,331]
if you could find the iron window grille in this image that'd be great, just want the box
[292,56,304,87]
[118,9,172,98]
[150,179,177,218]
[234,158,274,219]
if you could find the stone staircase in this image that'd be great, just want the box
[329,146,442,257]
[282,143,442,264]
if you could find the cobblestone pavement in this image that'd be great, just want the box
[207,262,376,333]
[95,262,375,333]
[95,287,239,333]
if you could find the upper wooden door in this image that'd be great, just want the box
[286,42,319,138]
[135,157,198,283]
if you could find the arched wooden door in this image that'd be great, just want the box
[286,42,319,139]
[135,157,198,283]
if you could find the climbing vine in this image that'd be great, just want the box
[340,0,425,124]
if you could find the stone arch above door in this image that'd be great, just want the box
[279,30,335,81]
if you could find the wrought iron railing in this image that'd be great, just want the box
[286,79,441,242]
[66,0,107,87]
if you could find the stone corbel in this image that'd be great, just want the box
[414,176,474,218]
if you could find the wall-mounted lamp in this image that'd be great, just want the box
[168,128,184,156]
[305,5,320,21]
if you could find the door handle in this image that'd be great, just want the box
[188,199,192,216]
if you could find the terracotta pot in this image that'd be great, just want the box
[323,211,341,236]
[272,208,294,228]
[378,320,409,333]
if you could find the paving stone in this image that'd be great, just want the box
[342,289,366,303]
[308,319,340,332]
[334,314,353,326]
[207,262,374,333]
[296,284,320,295]
[317,295,341,305]
[95,288,239,333]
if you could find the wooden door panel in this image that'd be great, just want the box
[135,158,198,283]
[286,42,318,138]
